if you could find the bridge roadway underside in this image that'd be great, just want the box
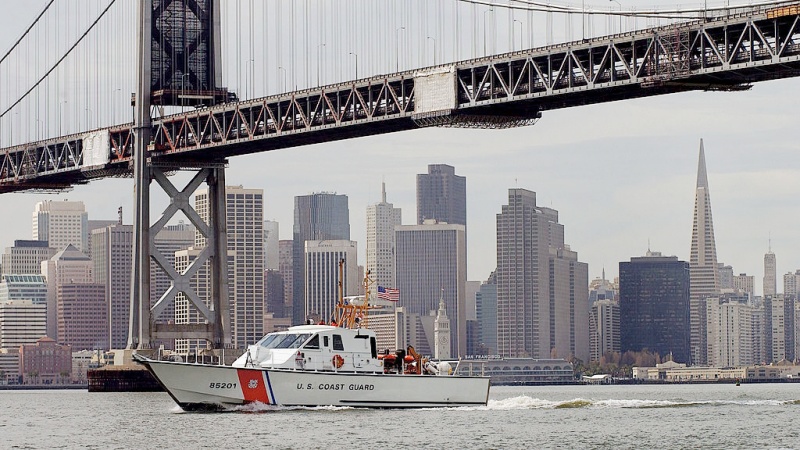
[3,6,800,193]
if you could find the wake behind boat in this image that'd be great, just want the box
[135,324,489,410]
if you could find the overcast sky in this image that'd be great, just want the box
[0,1,797,296]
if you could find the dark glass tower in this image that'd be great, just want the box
[292,193,350,325]
[620,252,691,363]
[416,164,466,228]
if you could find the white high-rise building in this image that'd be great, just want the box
[764,248,777,297]
[366,183,402,291]
[589,299,620,363]
[706,297,753,367]
[304,240,358,323]
[783,270,800,298]
[689,140,720,366]
[91,223,133,350]
[733,273,755,296]
[32,200,88,253]
[770,295,786,362]
[196,186,264,349]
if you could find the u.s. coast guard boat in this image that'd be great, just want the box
[134,272,490,410]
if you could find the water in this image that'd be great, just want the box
[1,384,799,449]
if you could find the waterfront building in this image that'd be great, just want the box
[476,272,497,356]
[620,251,691,363]
[292,193,350,325]
[32,200,88,253]
[434,296,451,360]
[590,299,620,363]
[19,336,71,384]
[395,221,466,357]
[91,223,133,350]
[1,240,56,278]
[365,183,402,291]
[733,273,755,297]
[0,349,20,384]
[42,245,97,344]
[0,300,46,350]
[495,188,589,361]
[455,358,575,385]
[264,220,279,271]
[689,140,720,366]
[706,296,753,367]
[196,185,264,349]
[764,248,777,297]
[278,240,293,319]
[151,222,195,325]
[303,240,358,323]
[751,303,767,364]
[416,164,466,229]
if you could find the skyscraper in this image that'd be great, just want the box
[196,185,264,349]
[91,223,133,349]
[42,244,94,342]
[706,296,753,367]
[264,220,279,271]
[495,188,589,360]
[366,182,402,290]
[32,200,88,253]
[151,222,195,324]
[278,240,294,319]
[590,299,620,363]
[416,164,466,228]
[395,222,466,357]
[764,247,777,297]
[689,140,720,366]
[303,240,359,323]
[476,271,497,356]
[620,251,691,363]
[292,193,350,325]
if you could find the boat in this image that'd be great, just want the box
[134,265,490,410]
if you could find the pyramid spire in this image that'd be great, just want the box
[689,138,719,366]
[696,139,709,189]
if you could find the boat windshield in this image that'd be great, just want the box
[273,333,312,349]
[257,334,281,348]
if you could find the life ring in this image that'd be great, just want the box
[332,354,344,369]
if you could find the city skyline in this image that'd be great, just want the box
[0,8,798,294]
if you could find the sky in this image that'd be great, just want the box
[0,1,798,296]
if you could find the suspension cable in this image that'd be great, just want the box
[0,0,55,66]
[0,0,118,120]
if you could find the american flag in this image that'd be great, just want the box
[377,286,400,302]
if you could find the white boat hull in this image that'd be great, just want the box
[138,358,490,410]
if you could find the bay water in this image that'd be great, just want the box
[1,383,798,449]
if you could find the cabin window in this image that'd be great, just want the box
[323,336,329,347]
[370,337,377,359]
[304,335,320,350]
[332,334,344,351]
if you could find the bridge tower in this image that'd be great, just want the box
[129,0,232,350]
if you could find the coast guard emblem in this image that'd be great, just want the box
[248,379,259,389]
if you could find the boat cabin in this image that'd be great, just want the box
[232,325,384,373]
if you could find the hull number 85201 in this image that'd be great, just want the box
[209,382,237,389]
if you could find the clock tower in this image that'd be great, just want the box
[434,293,451,360]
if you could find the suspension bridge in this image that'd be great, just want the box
[0,0,798,351]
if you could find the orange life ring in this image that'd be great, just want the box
[332,354,344,369]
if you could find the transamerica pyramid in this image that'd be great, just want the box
[689,139,720,366]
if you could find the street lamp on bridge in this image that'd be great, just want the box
[349,52,358,79]
[395,27,405,72]
[427,36,437,66]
